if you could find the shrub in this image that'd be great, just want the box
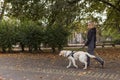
[18,20,44,52]
[0,21,17,52]
[45,24,70,53]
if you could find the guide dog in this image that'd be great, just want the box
[59,50,96,69]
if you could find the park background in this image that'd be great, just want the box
[0,0,120,53]
[0,0,120,80]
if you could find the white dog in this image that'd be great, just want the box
[59,50,96,69]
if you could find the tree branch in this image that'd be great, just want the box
[67,0,120,13]
[98,0,120,13]
[67,0,81,4]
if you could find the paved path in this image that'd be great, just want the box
[0,53,120,80]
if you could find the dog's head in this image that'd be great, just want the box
[59,50,66,56]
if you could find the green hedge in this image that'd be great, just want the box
[44,24,70,52]
[0,21,17,52]
[0,20,70,53]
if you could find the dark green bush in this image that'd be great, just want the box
[0,21,17,52]
[44,24,70,53]
[114,39,120,44]
[0,20,71,53]
[18,20,44,52]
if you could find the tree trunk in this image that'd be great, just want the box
[8,47,12,53]
[58,45,62,52]
[21,44,25,52]
[2,47,6,53]
[51,47,56,53]
[29,45,32,52]
[33,45,38,51]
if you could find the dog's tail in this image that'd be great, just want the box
[85,52,96,58]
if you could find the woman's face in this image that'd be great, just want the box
[87,22,94,29]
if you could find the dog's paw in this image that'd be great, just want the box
[75,65,78,68]
[83,67,87,70]
[66,66,70,68]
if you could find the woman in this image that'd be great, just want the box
[83,21,104,67]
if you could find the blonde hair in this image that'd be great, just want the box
[87,21,96,29]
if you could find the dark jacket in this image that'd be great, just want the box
[85,27,96,49]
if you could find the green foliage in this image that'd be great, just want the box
[101,23,120,41]
[0,19,44,52]
[17,20,44,52]
[0,0,120,53]
[0,20,17,52]
[0,19,71,53]
[9,0,46,21]
[45,24,70,52]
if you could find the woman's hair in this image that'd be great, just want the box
[87,21,96,28]
[88,21,95,24]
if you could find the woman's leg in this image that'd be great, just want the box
[94,56,104,68]
[87,47,94,66]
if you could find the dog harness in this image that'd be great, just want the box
[67,51,74,57]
